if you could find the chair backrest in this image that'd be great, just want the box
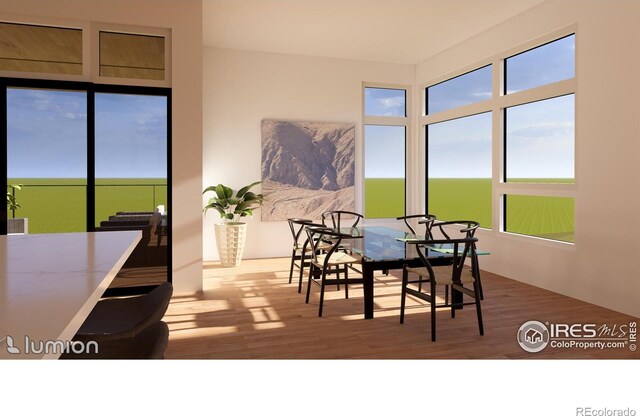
[321,210,363,229]
[287,218,313,247]
[431,220,479,240]
[396,214,437,237]
[304,225,361,268]
[407,237,479,283]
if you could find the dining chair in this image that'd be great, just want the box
[396,214,437,237]
[304,225,362,317]
[404,220,482,297]
[287,218,313,285]
[400,237,484,342]
[288,219,332,293]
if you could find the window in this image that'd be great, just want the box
[427,113,492,228]
[0,22,82,75]
[502,32,576,242]
[363,86,409,218]
[505,34,575,94]
[424,65,493,229]
[505,94,575,183]
[422,31,576,243]
[99,31,166,81]
[505,195,574,243]
[426,65,492,114]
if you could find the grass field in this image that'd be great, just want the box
[366,177,574,243]
[364,178,405,218]
[8,178,167,234]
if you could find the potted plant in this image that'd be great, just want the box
[203,181,264,267]
[6,184,28,234]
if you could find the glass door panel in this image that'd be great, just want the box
[7,88,87,234]
[95,92,168,288]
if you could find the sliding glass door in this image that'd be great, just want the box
[2,79,171,293]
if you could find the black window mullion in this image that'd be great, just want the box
[86,89,95,231]
[1,84,7,235]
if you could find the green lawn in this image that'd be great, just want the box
[8,178,167,234]
[365,178,405,218]
[366,177,574,243]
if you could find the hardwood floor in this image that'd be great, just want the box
[164,258,638,359]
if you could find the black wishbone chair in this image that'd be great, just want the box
[287,218,313,286]
[304,225,363,317]
[322,210,364,275]
[431,220,483,300]
[292,221,331,293]
[400,237,484,342]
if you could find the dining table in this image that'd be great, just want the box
[330,225,488,319]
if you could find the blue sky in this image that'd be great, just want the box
[366,34,575,180]
[7,89,167,179]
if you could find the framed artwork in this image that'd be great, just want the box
[261,119,355,221]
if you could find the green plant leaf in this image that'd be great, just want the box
[202,185,217,195]
[236,181,261,198]
[225,213,234,220]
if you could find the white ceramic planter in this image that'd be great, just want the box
[214,222,248,267]
[7,218,28,234]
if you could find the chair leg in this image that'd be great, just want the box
[444,285,449,306]
[305,264,314,304]
[288,249,296,284]
[298,254,305,294]
[430,283,437,342]
[400,267,408,324]
[335,265,340,291]
[451,285,456,318]
[474,281,484,336]
[344,266,349,299]
[318,268,327,317]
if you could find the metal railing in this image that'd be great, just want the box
[7,183,167,219]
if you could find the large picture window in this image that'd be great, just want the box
[423,30,576,243]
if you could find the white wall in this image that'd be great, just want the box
[203,48,414,261]
[0,0,204,294]
[416,0,640,317]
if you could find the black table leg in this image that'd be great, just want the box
[363,262,374,319]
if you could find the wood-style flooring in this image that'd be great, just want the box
[164,258,639,359]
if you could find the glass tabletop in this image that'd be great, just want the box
[335,226,489,263]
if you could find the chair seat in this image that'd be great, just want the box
[295,241,332,251]
[316,252,360,266]
[406,266,475,285]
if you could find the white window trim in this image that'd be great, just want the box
[419,24,578,245]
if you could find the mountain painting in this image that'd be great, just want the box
[261,119,355,221]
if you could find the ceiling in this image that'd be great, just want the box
[202,0,546,64]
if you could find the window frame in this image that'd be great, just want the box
[420,25,577,245]
[362,82,411,220]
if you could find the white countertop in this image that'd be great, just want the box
[0,231,141,359]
